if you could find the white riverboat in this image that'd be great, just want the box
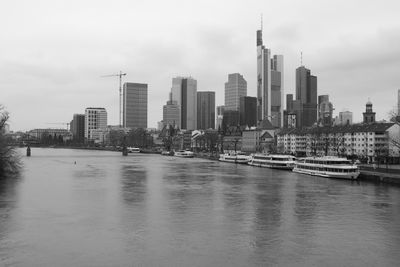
[293,156,360,179]
[174,150,194,158]
[219,152,250,164]
[248,154,296,170]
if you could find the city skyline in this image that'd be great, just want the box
[1,0,400,131]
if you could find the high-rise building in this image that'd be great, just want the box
[398,89,400,115]
[163,92,181,128]
[363,100,376,124]
[123,82,148,128]
[84,108,107,141]
[71,114,85,143]
[295,66,317,127]
[256,28,284,127]
[239,96,257,127]
[224,73,247,111]
[197,91,215,130]
[338,111,353,125]
[318,95,333,126]
[171,77,197,130]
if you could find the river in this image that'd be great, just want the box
[1,148,400,266]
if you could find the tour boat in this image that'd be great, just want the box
[248,154,296,170]
[219,152,250,164]
[127,147,141,153]
[293,156,360,179]
[174,150,194,158]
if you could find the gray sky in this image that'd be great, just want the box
[1,0,399,131]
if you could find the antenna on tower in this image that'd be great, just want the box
[301,51,303,66]
[261,14,263,31]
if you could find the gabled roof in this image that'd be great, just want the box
[257,118,276,130]
[261,131,273,139]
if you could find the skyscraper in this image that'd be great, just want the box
[163,92,181,128]
[240,96,257,127]
[256,28,284,127]
[338,111,353,125]
[197,91,215,130]
[318,95,333,126]
[123,82,148,128]
[84,108,107,141]
[71,114,85,143]
[171,77,197,130]
[224,73,247,111]
[296,65,317,127]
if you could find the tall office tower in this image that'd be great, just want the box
[171,77,197,130]
[197,91,215,130]
[84,108,107,140]
[318,95,333,126]
[216,106,225,130]
[296,65,317,127]
[398,89,400,115]
[256,28,284,127]
[163,92,181,128]
[338,111,353,125]
[123,82,148,128]
[239,96,257,127]
[224,73,247,111]
[71,114,85,142]
[363,100,376,124]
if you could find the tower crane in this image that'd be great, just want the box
[101,71,127,127]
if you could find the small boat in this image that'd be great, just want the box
[219,152,250,164]
[248,154,296,170]
[174,150,194,158]
[293,156,360,179]
[127,147,141,153]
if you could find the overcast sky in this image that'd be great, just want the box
[1,0,399,131]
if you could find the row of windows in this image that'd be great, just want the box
[298,165,358,173]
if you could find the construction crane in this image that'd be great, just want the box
[101,71,127,127]
[46,123,70,131]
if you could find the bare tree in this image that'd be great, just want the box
[0,106,21,177]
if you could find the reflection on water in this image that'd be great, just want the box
[0,148,400,266]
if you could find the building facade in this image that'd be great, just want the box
[257,29,284,127]
[224,73,247,111]
[123,82,148,128]
[197,91,215,130]
[70,114,85,143]
[277,123,400,162]
[336,111,353,126]
[296,66,317,127]
[318,95,333,126]
[171,77,197,130]
[239,96,257,127]
[363,100,376,124]
[84,108,107,141]
[163,92,181,128]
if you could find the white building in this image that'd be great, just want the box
[277,123,400,162]
[85,107,107,141]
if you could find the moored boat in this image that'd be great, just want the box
[219,152,250,164]
[293,156,360,179]
[161,150,174,156]
[174,150,194,158]
[248,154,296,170]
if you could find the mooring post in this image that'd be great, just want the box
[26,145,31,157]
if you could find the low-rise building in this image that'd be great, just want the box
[277,123,400,162]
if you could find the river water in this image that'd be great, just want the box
[1,148,400,266]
